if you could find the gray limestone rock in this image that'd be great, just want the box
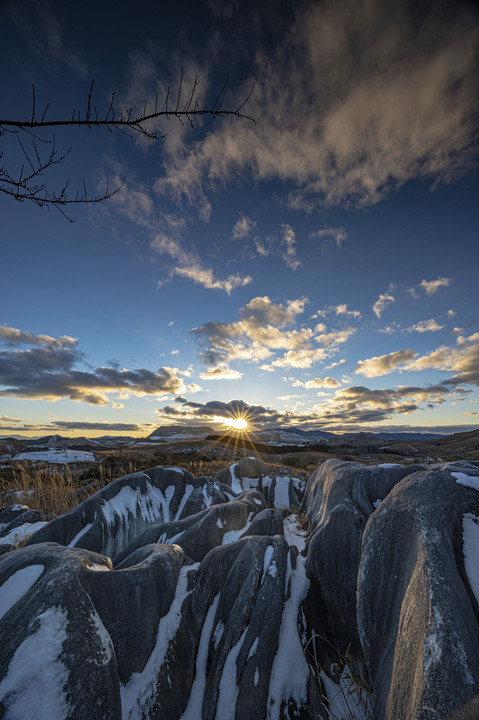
[115,490,267,565]
[25,466,198,558]
[2,457,478,720]
[0,505,30,526]
[301,458,422,669]
[0,510,43,540]
[357,462,479,720]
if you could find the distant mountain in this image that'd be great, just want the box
[267,426,335,440]
[26,434,66,446]
[375,432,443,441]
[147,425,215,440]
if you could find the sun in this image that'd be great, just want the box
[214,415,249,432]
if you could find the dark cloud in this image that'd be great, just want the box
[50,421,151,432]
[0,325,187,405]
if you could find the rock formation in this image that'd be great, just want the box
[0,458,478,719]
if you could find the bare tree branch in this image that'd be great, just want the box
[0,75,254,221]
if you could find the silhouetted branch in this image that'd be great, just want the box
[0,74,254,221]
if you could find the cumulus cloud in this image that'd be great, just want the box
[199,366,243,380]
[261,348,329,370]
[192,295,356,373]
[403,331,479,386]
[372,292,395,318]
[405,319,445,333]
[324,358,347,370]
[311,381,455,425]
[155,0,479,212]
[313,304,361,319]
[293,376,341,388]
[151,233,251,294]
[355,349,418,377]
[157,398,288,427]
[420,276,452,295]
[0,325,191,405]
[154,379,462,430]
[353,332,479,388]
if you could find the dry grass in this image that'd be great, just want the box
[304,634,373,720]
[0,463,96,519]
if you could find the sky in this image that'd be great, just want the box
[0,0,478,438]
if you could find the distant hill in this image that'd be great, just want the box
[148,425,215,439]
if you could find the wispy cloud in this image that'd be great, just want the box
[156,0,479,212]
[151,233,251,294]
[313,304,361,319]
[6,1,88,76]
[277,224,301,270]
[231,215,256,240]
[420,277,453,295]
[373,291,395,318]
[310,226,347,250]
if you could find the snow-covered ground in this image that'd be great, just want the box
[283,515,307,552]
[320,665,371,720]
[11,450,96,464]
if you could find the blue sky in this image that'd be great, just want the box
[1,0,478,437]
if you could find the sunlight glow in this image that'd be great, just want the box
[214,415,249,431]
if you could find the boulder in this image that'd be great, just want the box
[357,462,479,720]
[300,458,423,668]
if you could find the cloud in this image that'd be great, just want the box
[403,331,479,386]
[0,420,152,434]
[372,291,395,318]
[0,325,190,405]
[151,233,252,294]
[293,376,341,388]
[355,349,418,377]
[256,224,302,269]
[157,398,289,427]
[154,380,464,431]
[50,421,151,433]
[0,326,77,348]
[199,367,243,380]
[310,226,347,250]
[6,1,88,75]
[324,358,347,370]
[231,215,256,240]
[261,348,329,370]
[155,0,479,212]
[420,276,453,295]
[277,224,301,270]
[191,296,312,367]
[311,381,456,425]
[193,296,356,373]
[405,319,445,333]
[313,304,361,319]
